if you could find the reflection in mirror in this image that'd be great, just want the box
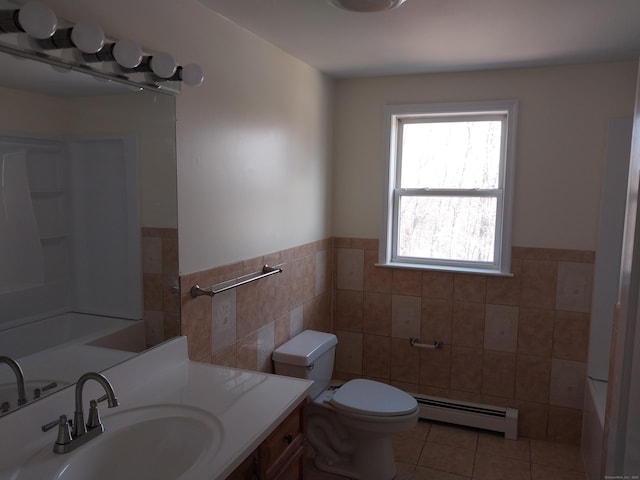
[0,47,179,415]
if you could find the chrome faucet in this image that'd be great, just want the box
[0,356,27,408]
[42,372,119,454]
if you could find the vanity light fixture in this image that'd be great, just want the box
[327,0,408,12]
[0,2,204,91]
[0,1,57,39]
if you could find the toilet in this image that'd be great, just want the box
[272,330,418,480]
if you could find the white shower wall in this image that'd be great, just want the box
[0,131,141,329]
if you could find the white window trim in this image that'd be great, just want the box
[378,100,518,276]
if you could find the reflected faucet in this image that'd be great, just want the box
[0,356,27,407]
[42,372,119,454]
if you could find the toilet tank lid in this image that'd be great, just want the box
[272,330,337,366]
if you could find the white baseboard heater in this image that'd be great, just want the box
[413,393,518,440]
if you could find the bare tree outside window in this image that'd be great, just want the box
[398,120,501,262]
[380,100,517,274]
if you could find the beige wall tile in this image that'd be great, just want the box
[363,292,392,335]
[453,274,487,303]
[515,354,551,403]
[274,313,290,349]
[289,304,304,337]
[393,268,423,296]
[181,292,212,361]
[450,346,483,393]
[335,290,364,332]
[552,311,590,362]
[486,259,521,306]
[419,346,451,389]
[482,351,516,398]
[236,332,258,371]
[555,261,594,312]
[422,271,454,300]
[363,334,391,379]
[335,330,363,375]
[517,307,554,356]
[315,249,328,296]
[391,337,420,384]
[549,359,586,409]
[256,322,275,373]
[513,399,549,440]
[421,298,453,345]
[211,288,236,353]
[236,282,258,338]
[336,247,364,291]
[364,250,392,293]
[484,304,519,352]
[392,294,422,339]
[452,301,485,348]
[142,236,163,274]
[521,259,557,309]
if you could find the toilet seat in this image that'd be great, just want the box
[329,379,417,417]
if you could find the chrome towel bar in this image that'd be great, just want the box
[190,265,283,298]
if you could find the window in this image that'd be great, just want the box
[379,100,518,275]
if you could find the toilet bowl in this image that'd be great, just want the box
[272,330,418,480]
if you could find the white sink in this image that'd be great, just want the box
[14,404,224,480]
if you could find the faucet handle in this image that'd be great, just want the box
[42,415,72,449]
[86,399,103,430]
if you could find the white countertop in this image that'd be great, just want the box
[0,337,313,479]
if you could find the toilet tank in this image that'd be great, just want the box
[272,330,337,399]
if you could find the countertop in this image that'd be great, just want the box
[0,337,313,479]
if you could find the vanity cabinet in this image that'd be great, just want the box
[227,401,306,480]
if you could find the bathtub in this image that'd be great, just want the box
[0,312,143,359]
[0,313,145,402]
[582,378,607,479]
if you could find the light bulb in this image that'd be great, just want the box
[180,64,204,86]
[150,52,177,78]
[70,21,104,54]
[18,1,57,39]
[112,39,142,69]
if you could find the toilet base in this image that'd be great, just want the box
[312,435,397,480]
[307,403,404,480]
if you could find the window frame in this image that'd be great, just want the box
[379,100,518,276]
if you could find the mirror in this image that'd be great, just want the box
[0,36,179,415]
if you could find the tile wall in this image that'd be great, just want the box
[179,239,332,371]
[332,237,594,445]
[141,227,180,347]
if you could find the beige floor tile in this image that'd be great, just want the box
[427,423,478,450]
[476,431,530,462]
[413,466,472,479]
[418,442,475,477]
[472,452,531,480]
[394,433,427,464]
[531,463,587,480]
[395,462,417,480]
[530,439,585,472]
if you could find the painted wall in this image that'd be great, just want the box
[44,0,334,275]
[332,62,637,251]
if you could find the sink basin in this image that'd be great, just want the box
[14,404,224,480]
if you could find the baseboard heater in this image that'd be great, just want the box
[413,393,518,440]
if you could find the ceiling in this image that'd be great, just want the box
[198,0,640,78]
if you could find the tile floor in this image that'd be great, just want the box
[306,420,586,480]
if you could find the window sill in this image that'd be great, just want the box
[374,262,514,277]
